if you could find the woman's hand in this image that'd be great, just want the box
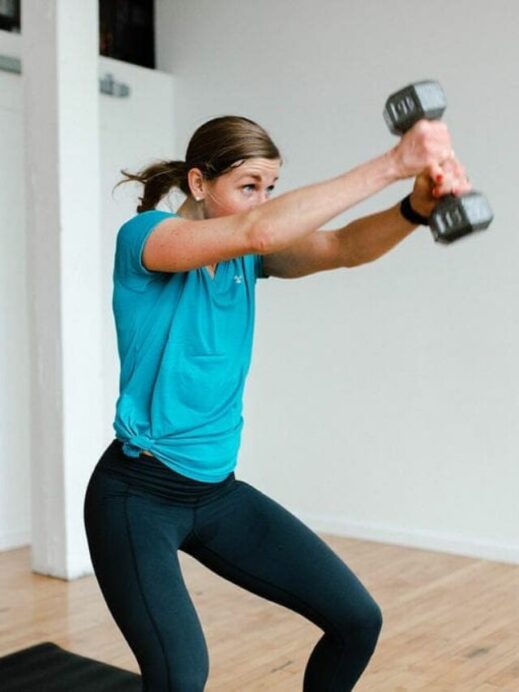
[391,119,454,181]
[391,118,472,218]
[409,155,473,218]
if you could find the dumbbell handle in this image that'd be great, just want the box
[384,80,493,243]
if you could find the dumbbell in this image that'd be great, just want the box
[383,80,493,244]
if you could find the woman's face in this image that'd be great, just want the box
[195,158,281,218]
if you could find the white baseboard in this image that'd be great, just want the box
[0,531,30,552]
[298,512,519,565]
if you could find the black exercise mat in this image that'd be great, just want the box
[0,642,142,691]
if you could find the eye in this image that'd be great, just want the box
[266,185,276,196]
[242,184,256,193]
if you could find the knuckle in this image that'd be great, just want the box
[414,119,429,135]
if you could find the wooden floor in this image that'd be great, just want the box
[1,536,518,691]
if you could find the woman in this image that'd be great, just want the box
[84,115,470,691]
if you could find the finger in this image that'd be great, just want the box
[426,163,445,183]
[449,160,472,195]
[428,147,456,180]
[453,179,473,196]
[430,163,453,196]
[437,148,456,167]
[435,178,472,197]
[433,157,472,196]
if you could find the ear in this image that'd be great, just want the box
[186,167,206,200]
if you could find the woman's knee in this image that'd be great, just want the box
[364,599,383,638]
[346,599,383,653]
[329,595,383,657]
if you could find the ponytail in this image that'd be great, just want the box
[114,159,188,213]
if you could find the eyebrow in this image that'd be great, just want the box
[238,173,279,183]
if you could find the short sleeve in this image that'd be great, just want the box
[254,254,270,280]
[114,210,176,290]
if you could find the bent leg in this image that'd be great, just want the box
[84,469,209,692]
[185,481,382,691]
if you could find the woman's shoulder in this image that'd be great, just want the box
[114,210,178,290]
[120,209,177,233]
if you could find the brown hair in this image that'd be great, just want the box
[114,116,282,213]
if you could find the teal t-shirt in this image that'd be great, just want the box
[112,210,268,482]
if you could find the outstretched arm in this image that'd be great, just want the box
[263,160,471,278]
[262,203,418,278]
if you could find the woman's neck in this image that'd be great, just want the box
[177,197,205,220]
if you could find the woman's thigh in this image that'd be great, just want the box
[84,468,209,690]
[185,480,380,641]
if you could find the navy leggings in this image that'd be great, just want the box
[84,440,382,691]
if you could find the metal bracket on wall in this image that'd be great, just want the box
[0,54,21,74]
[99,73,130,98]
[0,55,131,98]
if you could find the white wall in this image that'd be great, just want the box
[156,0,518,563]
[0,31,30,551]
[0,29,174,552]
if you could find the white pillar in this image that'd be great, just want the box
[22,0,103,579]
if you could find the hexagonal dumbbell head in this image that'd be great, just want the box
[430,191,495,243]
[384,80,447,136]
